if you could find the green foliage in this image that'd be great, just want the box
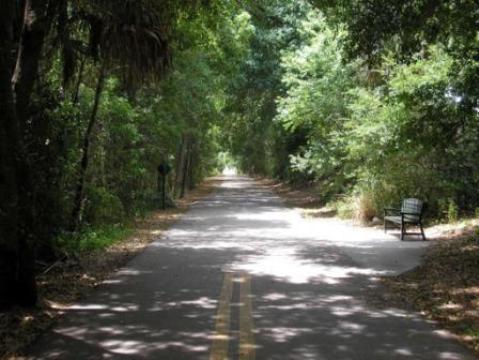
[55,225,133,254]
[217,151,238,173]
[83,186,126,225]
[1,0,253,265]
[3,0,479,268]
[221,0,312,178]
[276,11,357,195]
[266,7,479,218]
[331,192,376,224]
[310,0,479,65]
[332,196,355,220]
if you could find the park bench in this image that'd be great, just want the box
[384,198,426,241]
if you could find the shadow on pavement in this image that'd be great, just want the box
[26,176,476,360]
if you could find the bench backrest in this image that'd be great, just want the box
[401,198,423,221]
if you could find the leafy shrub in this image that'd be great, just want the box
[76,226,132,252]
[332,196,355,220]
[55,225,132,254]
[83,186,126,225]
[447,199,459,223]
[331,192,376,223]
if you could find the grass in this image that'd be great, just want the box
[55,225,134,254]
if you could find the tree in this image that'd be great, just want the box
[0,0,229,308]
[0,0,58,308]
[222,0,310,178]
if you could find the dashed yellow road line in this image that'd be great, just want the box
[210,272,234,360]
[239,273,255,360]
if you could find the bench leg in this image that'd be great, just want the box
[420,223,426,241]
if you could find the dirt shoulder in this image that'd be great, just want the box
[263,177,479,355]
[256,178,325,209]
[0,179,219,360]
[382,229,479,354]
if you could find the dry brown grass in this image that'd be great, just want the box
[256,178,328,212]
[0,179,218,360]
[260,179,343,221]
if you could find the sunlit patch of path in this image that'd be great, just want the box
[27,176,476,359]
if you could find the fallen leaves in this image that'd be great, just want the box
[0,179,217,360]
[382,232,479,355]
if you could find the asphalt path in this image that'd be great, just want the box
[27,176,477,359]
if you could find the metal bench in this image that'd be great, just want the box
[384,198,426,241]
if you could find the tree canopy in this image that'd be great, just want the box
[0,0,478,307]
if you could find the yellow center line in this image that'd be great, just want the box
[210,272,234,360]
[239,273,255,360]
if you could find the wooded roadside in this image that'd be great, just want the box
[0,180,218,360]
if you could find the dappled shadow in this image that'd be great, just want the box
[26,176,476,359]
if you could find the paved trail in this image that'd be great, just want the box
[28,176,476,359]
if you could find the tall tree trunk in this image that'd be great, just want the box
[70,64,106,231]
[12,0,56,131]
[0,0,37,308]
[72,57,85,104]
[188,141,198,191]
[0,1,21,308]
[10,0,58,307]
[174,135,188,198]
[180,139,192,198]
